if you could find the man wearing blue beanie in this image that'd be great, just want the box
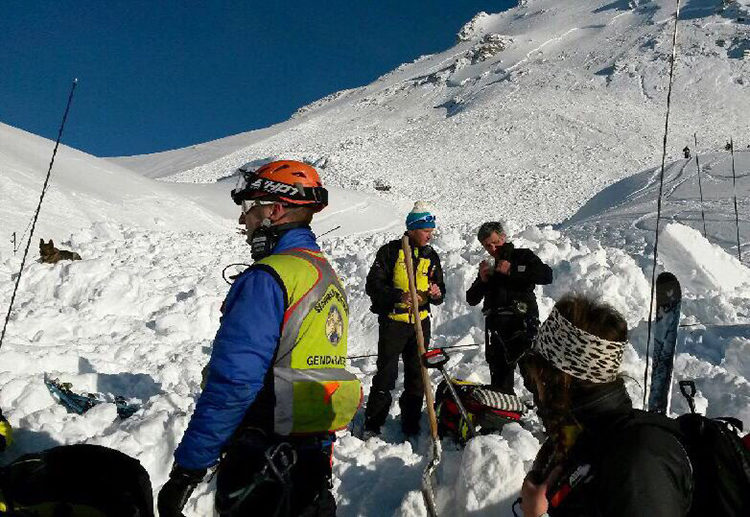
[362,201,445,439]
[405,201,437,231]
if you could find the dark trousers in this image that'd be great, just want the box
[364,317,431,435]
[216,431,336,517]
[485,313,537,393]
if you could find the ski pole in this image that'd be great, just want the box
[1,78,78,352]
[679,322,738,328]
[693,133,707,239]
[729,137,741,262]
[347,342,481,360]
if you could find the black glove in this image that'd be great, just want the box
[157,464,206,517]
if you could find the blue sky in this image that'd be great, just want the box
[1,1,513,157]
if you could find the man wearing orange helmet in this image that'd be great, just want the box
[158,160,360,517]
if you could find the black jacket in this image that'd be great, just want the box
[540,381,693,517]
[465,244,552,319]
[365,237,445,317]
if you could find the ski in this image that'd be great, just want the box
[647,272,682,414]
[44,374,140,419]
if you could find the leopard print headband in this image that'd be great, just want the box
[533,307,625,384]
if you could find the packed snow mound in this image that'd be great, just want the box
[448,429,539,515]
[111,0,749,230]
[660,222,750,294]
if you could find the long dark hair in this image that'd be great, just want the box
[556,295,627,342]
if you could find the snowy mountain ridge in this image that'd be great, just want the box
[112,0,749,229]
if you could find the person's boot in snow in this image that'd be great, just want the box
[363,388,392,436]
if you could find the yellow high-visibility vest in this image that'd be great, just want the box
[256,248,361,435]
[389,247,431,322]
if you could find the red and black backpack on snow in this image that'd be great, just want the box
[434,378,526,444]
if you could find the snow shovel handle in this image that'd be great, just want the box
[678,380,697,414]
[401,235,439,441]
[403,236,442,517]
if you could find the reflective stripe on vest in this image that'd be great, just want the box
[256,248,360,435]
[390,247,430,322]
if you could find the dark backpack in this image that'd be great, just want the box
[0,443,154,516]
[561,400,750,516]
[672,381,750,516]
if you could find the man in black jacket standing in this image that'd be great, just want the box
[466,221,552,392]
[362,201,446,438]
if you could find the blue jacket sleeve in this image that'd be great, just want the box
[174,268,285,470]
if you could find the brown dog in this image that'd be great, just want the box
[39,239,81,263]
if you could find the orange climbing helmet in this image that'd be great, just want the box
[231,160,328,210]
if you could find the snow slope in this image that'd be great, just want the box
[0,123,230,244]
[562,149,749,259]
[1,1,749,516]
[112,0,750,229]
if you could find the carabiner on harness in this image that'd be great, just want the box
[224,442,298,516]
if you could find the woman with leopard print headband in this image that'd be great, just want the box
[517,295,692,517]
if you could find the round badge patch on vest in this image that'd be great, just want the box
[326,306,344,345]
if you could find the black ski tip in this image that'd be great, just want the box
[656,271,682,302]
[656,272,678,285]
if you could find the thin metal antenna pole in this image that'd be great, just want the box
[729,137,741,262]
[319,225,341,239]
[0,79,79,350]
[694,133,707,238]
[643,1,681,409]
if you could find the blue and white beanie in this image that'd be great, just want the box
[405,201,436,230]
